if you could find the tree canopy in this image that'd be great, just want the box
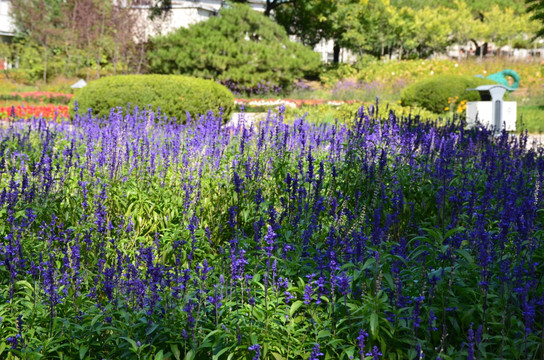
[527,0,544,39]
[147,4,321,92]
[8,0,150,81]
[255,0,539,61]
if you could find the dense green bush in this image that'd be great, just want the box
[71,74,234,122]
[147,4,321,94]
[400,74,495,114]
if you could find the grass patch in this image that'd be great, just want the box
[518,105,544,133]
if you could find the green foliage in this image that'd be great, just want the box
[71,74,234,123]
[281,101,439,126]
[400,74,496,114]
[147,3,321,92]
[8,0,148,82]
[518,105,544,133]
[527,0,544,39]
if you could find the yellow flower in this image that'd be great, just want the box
[444,107,449,111]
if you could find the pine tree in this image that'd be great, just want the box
[147,4,321,93]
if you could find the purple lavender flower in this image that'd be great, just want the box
[357,330,368,358]
[263,225,276,257]
[309,343,323,360]
[304,273,315,305]
[366,346,382,360]
[337,272,351,297]
[428,309,438,331]
[248,344,261,360]
[467,323,475,360]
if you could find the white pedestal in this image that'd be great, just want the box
[466,101,516,131]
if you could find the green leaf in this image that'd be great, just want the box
[79,345,89,360]
[290,300,304,317]
[213,347,231,360]
[146,323,159,335]
[120,337,139,352]
[155,350,164,360]
[343,346,356,360]
[370,312,379,336]
[171,344,181,360]
[456,249,474,264]
[16,280,34,294]
[184,349,195,360]
[90,314,102,327]
[0,342,6,356]
[318,330,331,339]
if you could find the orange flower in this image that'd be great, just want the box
[0,102,69,121]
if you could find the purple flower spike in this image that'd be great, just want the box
[366,346,382,360]
[249,344,261,360]
[357,329,368,357]
[309,343,323,360]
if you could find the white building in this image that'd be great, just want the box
[313,38,357,64]
[0,0,15,70]
[134,0,265,36]
[129,0,261,39]
[0,0,14,40]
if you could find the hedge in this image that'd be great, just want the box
[71,75,235,123]
[400,75,497,114]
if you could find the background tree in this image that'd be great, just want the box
[272,0,335,49]
[9,0,65,82]
[147,4,321,92]
[527,0,544,39]
[9,0,149,82]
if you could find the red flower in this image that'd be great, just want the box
[0,102,69,121]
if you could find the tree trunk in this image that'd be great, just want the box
[65,45,72,78]
[265,0,273,17]
[333,42,340,64]
[86,47,91,81]
[137,43,145,74]
[113,44,118,75]
[43,44,48,83]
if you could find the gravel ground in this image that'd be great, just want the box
[227,112,269,128]
[527,133,544,149]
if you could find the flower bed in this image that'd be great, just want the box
[0,106,542,359]
[0,102,70,121]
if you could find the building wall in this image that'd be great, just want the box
[137,0,265,37]
[0,0,15,39]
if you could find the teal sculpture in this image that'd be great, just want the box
[477,69,520,90]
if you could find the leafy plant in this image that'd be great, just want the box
[400,74,495,114]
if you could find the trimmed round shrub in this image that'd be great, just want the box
[71,74,234,123]
[400,75,496,114]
